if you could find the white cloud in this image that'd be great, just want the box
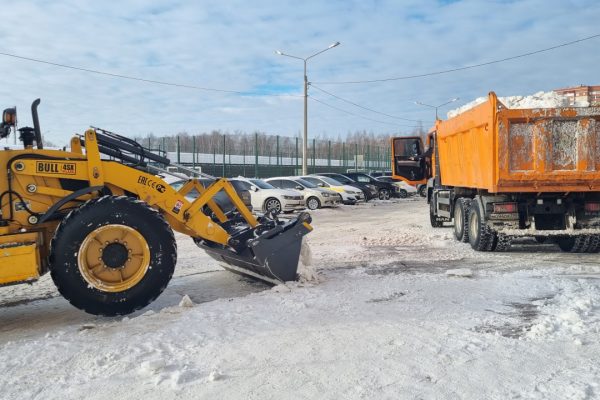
[0,0,598,145]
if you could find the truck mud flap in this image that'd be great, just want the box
[197,213,313,285]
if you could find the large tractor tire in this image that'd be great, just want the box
[467,202,497,251]
[49,196,177,316]
[453,198,470,242]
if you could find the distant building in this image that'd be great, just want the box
[554,85,600,106]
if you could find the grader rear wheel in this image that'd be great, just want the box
[50,196,177,316]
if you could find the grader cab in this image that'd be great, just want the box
[0,99,312,315]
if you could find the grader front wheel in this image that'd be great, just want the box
[50,196,177,316]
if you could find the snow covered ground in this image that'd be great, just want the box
[1,199,599,399]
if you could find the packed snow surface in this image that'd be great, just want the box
[1,199,599,399]
[447,90,590,118]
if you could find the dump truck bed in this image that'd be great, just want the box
[436,93,600,193]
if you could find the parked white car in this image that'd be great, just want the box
[265,177,341,210]
[300,176,365,205]
[376,176,417,198]
[229,177,305,214]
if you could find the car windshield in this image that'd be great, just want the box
[295,178,317,188]
[249,179,275,189]
[170,180,185,190]
[331,175,353,184]
[318,176,342,186]
[359,173,376,180]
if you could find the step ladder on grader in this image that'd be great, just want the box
[0,99,312,315]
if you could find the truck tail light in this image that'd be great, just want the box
[493,202,518,213]
[584,202,600,212]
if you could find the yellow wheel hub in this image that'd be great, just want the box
[78,224,151,292]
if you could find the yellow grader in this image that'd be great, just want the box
[0,99,312,315]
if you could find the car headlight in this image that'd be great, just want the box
[282,195,295,200]
[322,193,329,197]
[367,184,376,190]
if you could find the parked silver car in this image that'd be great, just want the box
[265,177,340,210]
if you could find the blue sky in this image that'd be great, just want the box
[0,0,598,144]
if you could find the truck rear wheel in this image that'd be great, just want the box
[453,198,470,242]
[430,200,443,228]
[557,235,599,253]
[49,196,177,316]
[467,204,497,251]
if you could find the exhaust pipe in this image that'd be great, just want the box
[31,98,42,149]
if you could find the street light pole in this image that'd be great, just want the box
[276,42,340,175]
[303,59,308,175]
[414,98,460,120]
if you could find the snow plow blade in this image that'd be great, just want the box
[197,212,313,285]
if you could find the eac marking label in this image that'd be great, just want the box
[36,161,77,175]
[137,176,166,193]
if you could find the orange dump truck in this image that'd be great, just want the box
[392,92,600,252]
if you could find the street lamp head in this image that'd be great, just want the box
[275,50,283,55]
[329,41,341,49]
[450,97,459,102]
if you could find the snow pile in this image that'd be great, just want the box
[525,280,599,342]
[178,295,195,308]
[447,90,589,119]
[445,268,473,278]
[297,238,319,283]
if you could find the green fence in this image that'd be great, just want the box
[143,133,392,178]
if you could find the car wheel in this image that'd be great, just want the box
[264,198,282,214]
[307,197,321,210]
[378,189,390,200]
[398,189,408,198]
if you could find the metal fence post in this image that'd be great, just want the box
[295,137,299,175]
[254,132,258,178]
[162,137,166,154]
[355,142,358,171]
[312,138,316,173]
[328,140,331,168]
[222,134,226,177]
[176,135,181,164]
[192,136,196,169]
[276,135,280,175]
[243,141,246,177]
[147,137,151,149]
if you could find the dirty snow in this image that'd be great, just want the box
[0,199,599,399]
[447,90,590,118]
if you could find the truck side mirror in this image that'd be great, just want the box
[0,107,16,139]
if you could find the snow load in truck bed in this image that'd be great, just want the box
[447,90,590,119]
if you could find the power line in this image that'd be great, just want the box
[0,50,302,97]
[313,33,600,85]
[310,84,427,123]
[309,96,423,128]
